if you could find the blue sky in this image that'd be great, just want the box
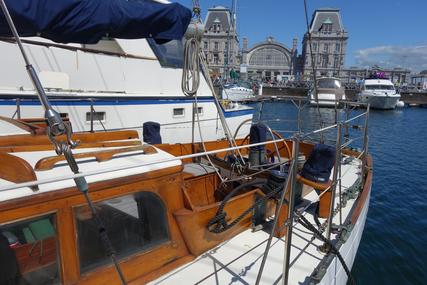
[175,0,427,72]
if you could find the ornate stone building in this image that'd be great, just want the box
[302,8,348,79]
[202,6,240,77]
[242,36,298,81]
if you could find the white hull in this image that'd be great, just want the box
[0,38,253,142]
[0,94,253,143]
[319,186,370,285]
[359,93,400,110]
[309,92,342,107]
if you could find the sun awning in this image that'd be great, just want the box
[0,0,191,44]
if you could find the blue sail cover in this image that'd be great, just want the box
[0,0,191,44]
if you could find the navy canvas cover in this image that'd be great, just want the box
[143,121,161,144]
[301,144,335,183]
[249,123,267,151]
[0,0,191,44]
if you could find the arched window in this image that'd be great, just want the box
[249,47,290,67]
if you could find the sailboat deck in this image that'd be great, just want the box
[149,157,362,285]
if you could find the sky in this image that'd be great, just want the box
[175,0,427,72]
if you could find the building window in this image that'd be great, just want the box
[74,192,169,273]
[335,43,341,53]
[86,111,106,123]
[213,53,219,64]
[173,108,185,117]
[312,42,317,52]
[334,55,339,68]
[322,54,328,68]
[0,214,60,284]
[323,43,329,53]
[204,41,208,50]
[214,42,219,51]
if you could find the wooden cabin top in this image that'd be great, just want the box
[0,121,181,203]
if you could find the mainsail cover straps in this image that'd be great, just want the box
[0,0,191,44]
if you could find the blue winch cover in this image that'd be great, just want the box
[300,144,335,183]
[249,123,267,150]
[0,0,191,44]
[143,121,162,144]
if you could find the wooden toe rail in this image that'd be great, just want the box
[35,145,157,171]
[0,152,38,191]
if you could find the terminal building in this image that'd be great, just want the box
[241,36,298,81]
[301,8,348,79]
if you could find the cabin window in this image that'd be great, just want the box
[85,111,106,123]
[173,108,185,117]
[74,192,169,274]
[147,39,184,68]
[60,113,69,119]
[0,214,60,284]
[197,107,203,115]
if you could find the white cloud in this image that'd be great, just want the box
[353,44,427,73]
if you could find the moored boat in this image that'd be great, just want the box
[0,0,252,143]
[358,78,401,110]
[222,83,255,102]
[0,1,372,284]
[309,77,346,107]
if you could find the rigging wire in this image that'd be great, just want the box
[0,1,127,283]
[303,0,325,142]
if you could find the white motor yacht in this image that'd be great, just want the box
[222,83,255,102]
[309,77,346,107]
[358,78,401,109]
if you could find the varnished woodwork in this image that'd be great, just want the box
[174,189,263,256]
[296,175,332,191]
[129,255,195,285]
[0,116,44,135]
[14,237,57,274]
[0,165,188,285]
[35,145,157,171]
[0,134,372,285]
[0,165,183,214]
[183,173,218,209]
[351,155,373,224]
[0,140,142,153]
[0,152,38,191]
[0,130,139,147]
[57,207,80,284]
[296,175,332,219]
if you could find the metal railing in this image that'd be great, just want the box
[252,98,370,284]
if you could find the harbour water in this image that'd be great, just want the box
[249,101,427,285]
